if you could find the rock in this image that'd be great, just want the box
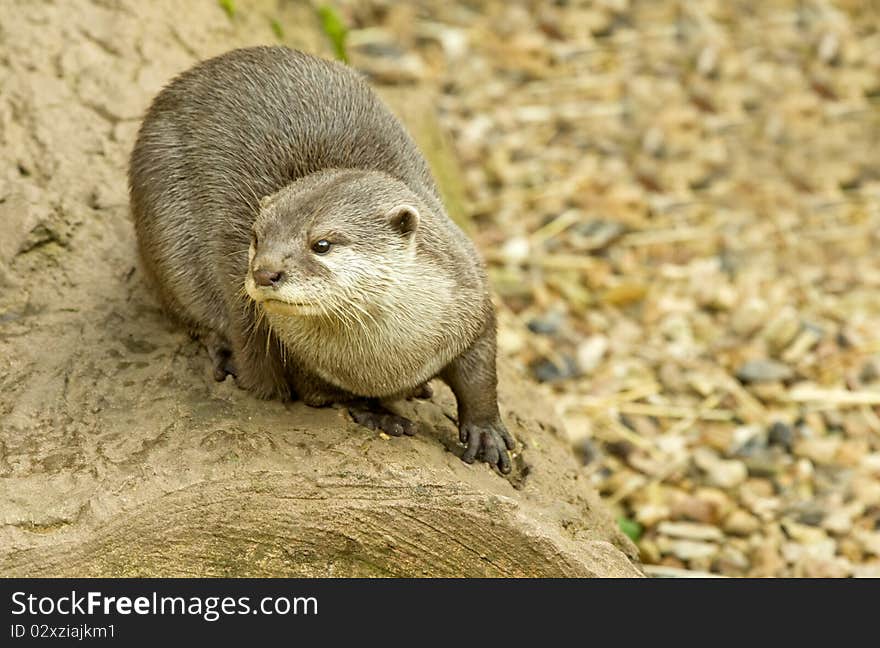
[852,562,880,578]
[573,219,625,251]
[724,510,760,536]
[730,298,768,336]
[669,494,719,524]
[527,311,565,335]
[656,521,724,542]
[717,545,751,572]
[736,359,794,383]
[761,308,801,352]
[656,537,720,561]
[693,448,748,489]
[500,234,530,263]
[796,555,851,578]
[0,1,639,579]
[530,356,579,383]
[794,437,842,465]
[767,421,795,451]
[635,503,671,527]
[822,509,855,536]
[854,529,880,557]
[575,335,609,374]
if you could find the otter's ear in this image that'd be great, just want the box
[259,194,275,210]
[387,204,420,237]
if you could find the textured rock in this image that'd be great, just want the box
[0,0,638,578]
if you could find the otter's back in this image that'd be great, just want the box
[131,47,439,223]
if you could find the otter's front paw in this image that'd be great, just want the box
[205,335,237,382]
[350,402,417,437]
[460,421,515,474]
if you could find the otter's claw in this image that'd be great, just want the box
[460,421,515,473]
[350,404,417,437]
[206,337,237,382]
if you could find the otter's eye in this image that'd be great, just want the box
[311,239,332,255]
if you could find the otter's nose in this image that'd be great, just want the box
[253,268,284,287]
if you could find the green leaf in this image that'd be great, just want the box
[618,516,643,542]
[218,0,236,19]
[270,18,284,40]
[316,4,349,63]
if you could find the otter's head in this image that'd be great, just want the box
[244,170,423,321]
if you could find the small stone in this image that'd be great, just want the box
[768,421,795,451]
[527,312,563,335]
[575,335,608,374]
[693,448,748,488]
[854,529,880,557]
[818,32,840,64]
[781,327,822,363]
[794,437,842,465]
[796,555,851,578]
[762,308,801,351]
[656,537,720,561]
[657,521,724,542]
[574,219,625,251]
[529,356,577,383]
[861,453,880,475]
[635,503,670,527]
[853,563,880,578]
[501,236,530,263]
[717,545,750,572]
[736,359,794,384]
[750,534,785,577]
[823,509,854,536]
[724,510,760,536]
[781,521,833,549]
[730,298,768,336]
[670,495,717,524]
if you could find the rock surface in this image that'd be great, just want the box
[0,0,638,577]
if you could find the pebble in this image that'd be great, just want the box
[635,503,671,527]
[729,298,768,336]
[527,312,564,335]
[529,356,578,383]
[656,521,724,542]
[574,219,625,251]
[794,437,842,465]
[655,537,720,561]
[854,529,880,557]
[762,308,801,351]
[575,335,608,374]
[796,555,851,578]
[693,448,748,489]
[822,508,855,536]
[717,545,750,572]
[735,359,794,383]
[724,509,760,536]
[767,421,795,451]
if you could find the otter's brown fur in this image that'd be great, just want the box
[129,46,514,471]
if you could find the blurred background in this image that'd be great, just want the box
[318,0,880,577]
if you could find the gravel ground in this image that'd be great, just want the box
[334,0,880,576]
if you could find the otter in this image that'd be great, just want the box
[129,46,514,472]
